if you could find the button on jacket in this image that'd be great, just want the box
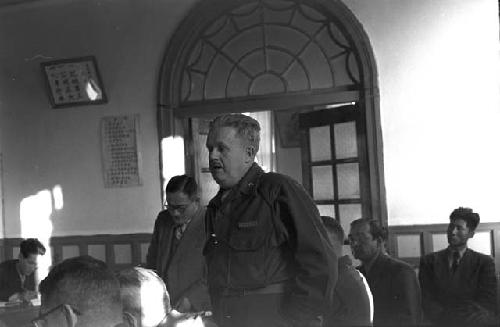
[204,163,337,324]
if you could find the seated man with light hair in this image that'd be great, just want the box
[117,267,171,327]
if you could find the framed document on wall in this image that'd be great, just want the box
[101,114,142,188]
[41,56,107,108]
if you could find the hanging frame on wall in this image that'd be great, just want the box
[41,56,107,108]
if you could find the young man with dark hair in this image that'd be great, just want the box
[419,207,498,325]
[0,238,46,302]
[204,114,336,327]
[146,174,211,314]
[321,216,373,326]
[35,255,123,327]
[349,218,421,326]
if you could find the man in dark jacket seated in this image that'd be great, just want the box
[0,238,46,302]
[419,207,498,326]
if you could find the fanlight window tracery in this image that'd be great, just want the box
[180,0,361,103]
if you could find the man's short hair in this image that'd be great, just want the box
[20,238,46,258]
[350,218,388,242]
[450,207,480,231]
[117,267,171,327]
[39,255,122,324]
[321,216,345,244]
[209,114,261,153]
[165,175,198,200]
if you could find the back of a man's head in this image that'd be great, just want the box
[117,267,171,327]
[39,255,123,327]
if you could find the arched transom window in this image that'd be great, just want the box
[180,0,361,103]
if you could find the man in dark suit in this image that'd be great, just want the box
[0,238,46,302]
[146,175,211,314]
[419,207,498,325]
[349,218,422,326]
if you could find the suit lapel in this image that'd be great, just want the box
[159,217,176,274]
[364,253,385,287]
[167,206,204,269]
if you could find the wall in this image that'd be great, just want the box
[0,0,499,239]
[0,0,197,237]
[344,0,500,225]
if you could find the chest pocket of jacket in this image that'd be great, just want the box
[228,221,268,251]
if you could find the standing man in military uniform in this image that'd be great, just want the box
[204,113,337,327]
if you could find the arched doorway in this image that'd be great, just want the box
[158,0,386,225]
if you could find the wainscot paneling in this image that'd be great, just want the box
[1,233,152,272]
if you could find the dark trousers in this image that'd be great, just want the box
[213,293,290,327]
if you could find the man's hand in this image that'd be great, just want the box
[175,297,193,313]
[7,292,21,303]
[8,290,38,303]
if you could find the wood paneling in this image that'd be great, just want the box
[1,233,152,272]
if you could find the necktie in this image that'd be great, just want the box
[451,251,460,274]
[175,224,184,240]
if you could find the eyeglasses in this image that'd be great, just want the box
[163,202,190,214]
[31,304,81,327]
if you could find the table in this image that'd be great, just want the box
[0,303,39,327]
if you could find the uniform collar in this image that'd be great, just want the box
[210,162,263,206]
[447,246,467,260]
[234,162,263,195]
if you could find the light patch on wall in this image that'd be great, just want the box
[19,188,56,290]
[161,136,185,192]
[52,184,63,210]
[384,0,500,225]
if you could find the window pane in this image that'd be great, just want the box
[309,126,331,162]
[317,205,335,218]
[334,121,357,159]
[396,235,421,258]
[339,204,362,237]
[337,163,360,199]
[312,165,334,200]
[468,231,491,255]
[432,233,447,252]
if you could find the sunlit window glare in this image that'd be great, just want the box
[85,78,101,101]
[161,136,185,194]
[243,111,275,172]
[52,184,64,210]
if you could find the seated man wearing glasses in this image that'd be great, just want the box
[0,238,46,302]
[146,175,211,314]
[35,255,124,327]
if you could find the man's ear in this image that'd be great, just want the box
[62,304,79,327]
[120,311,138,327]
[245,146,256,162]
